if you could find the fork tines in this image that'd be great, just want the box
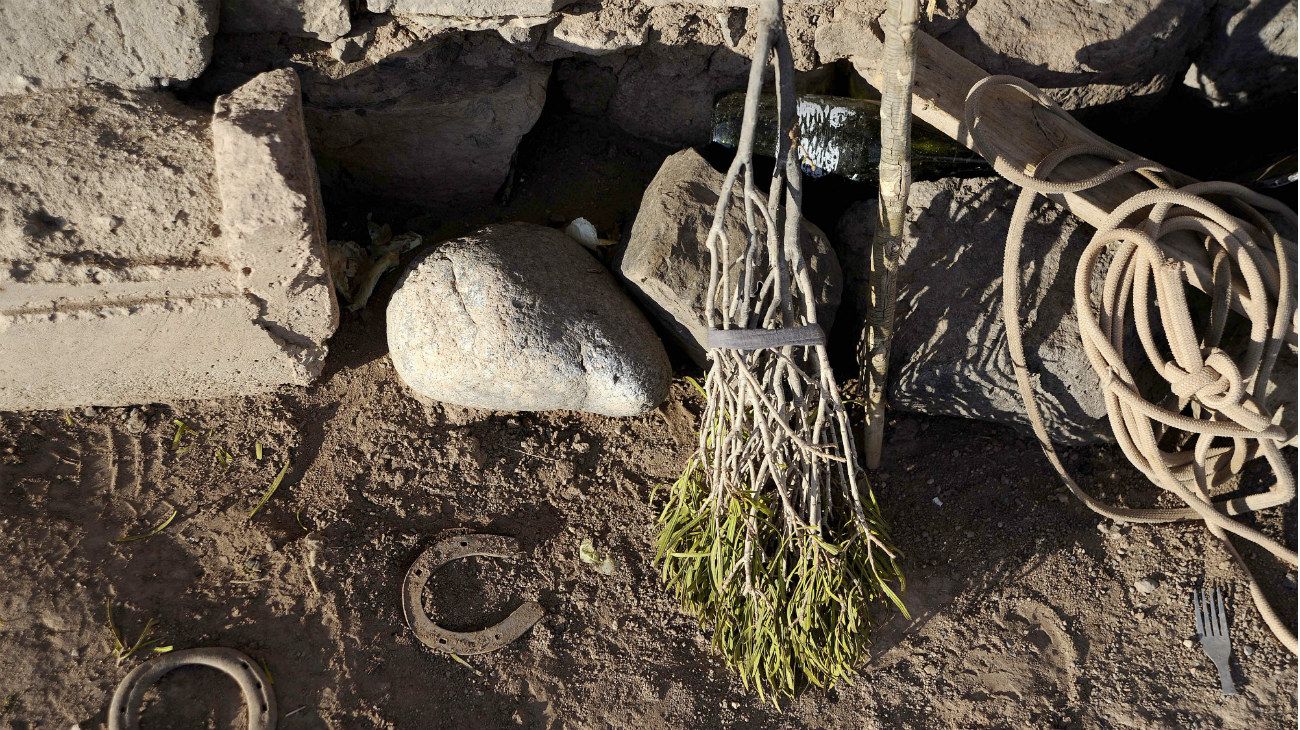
[1193,583,1229,638]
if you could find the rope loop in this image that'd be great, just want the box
[964,75,1299,654]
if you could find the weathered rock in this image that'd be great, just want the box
[818,0,1214,113]
[603,43,751,146]
[1184,0,1297,108]
[302,32,549,215]
[387,222,670,416]
[213,69,338,349]
[0,71,338,410]
[367,0,576,15]
[553,1,824,146]
[221,0,351,42]
[834,178,1109,443]
[620,149,842,366]
[548,6,650,55]
[0,0,218,94]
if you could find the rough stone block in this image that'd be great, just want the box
[0,0,218,94]
[0,71,338,411]
[221,0,352,42]
[1185,0,1297,108]
[816,0,1213,113]
[366,0,575,16]
[620,149,841,366]
[834,178,1110,443]
[303,34,549,215]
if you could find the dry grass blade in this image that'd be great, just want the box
[248,461,291,520]
[448,653,483,675]
[114,507,178,543]
[105,602,165,665]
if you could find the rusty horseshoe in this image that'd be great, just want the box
[108,647,276,730]
[401,533,544,655]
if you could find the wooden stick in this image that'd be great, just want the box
[860,0,921,469]
[843,25,1296,345]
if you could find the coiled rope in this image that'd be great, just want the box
[964,76,1298,653]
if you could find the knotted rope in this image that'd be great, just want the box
[964,76,1298,653]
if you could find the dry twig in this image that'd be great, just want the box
[656,0,906,701]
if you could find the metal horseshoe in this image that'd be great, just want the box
[108,647,276,730]
[401,533,544,655]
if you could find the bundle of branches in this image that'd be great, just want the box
[654,0,906,701]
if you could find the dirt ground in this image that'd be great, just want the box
[1,106,1297,728]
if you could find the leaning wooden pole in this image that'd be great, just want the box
[860,0,920,468]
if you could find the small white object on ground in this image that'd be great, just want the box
[1135,577,1158,595]
[564,217,603,250]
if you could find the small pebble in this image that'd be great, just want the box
[1135,577,1158,595]
[932,497,943,507]
[1183,639,1195,649]
[1243,645,1255,657]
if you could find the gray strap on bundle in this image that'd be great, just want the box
[707,324,826,351]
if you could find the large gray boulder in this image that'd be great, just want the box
[619,148,842,366]
[387,222,671,417]
[835,177,1110,444]
[0,0,218,95]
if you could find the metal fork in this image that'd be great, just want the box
[1193,584,1236,696]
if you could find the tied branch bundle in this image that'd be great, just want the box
[654,0,906,701]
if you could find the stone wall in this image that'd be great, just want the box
[1,0,1292,412]
[0,71,338,410]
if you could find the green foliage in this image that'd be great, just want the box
[655,459,906,703]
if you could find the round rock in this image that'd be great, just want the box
[387,222,670,417]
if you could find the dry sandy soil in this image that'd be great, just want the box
[0,108,1296,729]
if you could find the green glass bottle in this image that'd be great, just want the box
[711,92,990,182]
